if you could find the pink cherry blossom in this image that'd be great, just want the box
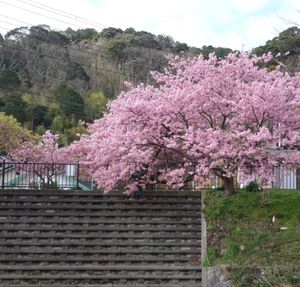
[11,131,71,185]
[12,131,69,164]
[70,52,300,195]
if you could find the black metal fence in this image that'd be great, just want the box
[0,161,80,189]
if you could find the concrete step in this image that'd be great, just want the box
[0,256,200,264]
[0,284,201,287]
[0,211,201,217]
[0,273,201,285]
[0,233,201,239]
[0,190,201,197]
[0,198,202,204]
[0,204,201,211]
[0,265,202,271]
[0,248,201,254]
[0,225,201,232]
[0,218,201,224]
[0,240,201,247]
[0,189,202,285]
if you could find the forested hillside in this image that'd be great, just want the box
[0,24,299,147]
[0,25,232,145]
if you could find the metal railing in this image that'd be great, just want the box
[0,161,80,189]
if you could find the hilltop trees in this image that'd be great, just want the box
[254,26,300,57]
[253,26,300,74]
[70,52,300,195]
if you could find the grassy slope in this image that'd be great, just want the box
[204,189,300,286]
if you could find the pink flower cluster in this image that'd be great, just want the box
[19,53,300,192]
[12,131,69,164]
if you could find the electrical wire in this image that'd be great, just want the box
[0,14,31,26]
[0,0,167,54]
[15,0,107,29]
[0,3,130,119]
[0,17,152,67]
[26,103,85,117]
[0,40,126,77]
[0,20,104,58]
[0,0,85,29]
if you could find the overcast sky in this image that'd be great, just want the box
[0,0,299,50]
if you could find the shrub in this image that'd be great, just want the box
[245,181,260,192]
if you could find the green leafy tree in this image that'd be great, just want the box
[51,115,66,133]
[253,26,300,56]
[0,113,32,153]
[124,27,136,34]
[201,45,232,59]
[60,121,87,145]
[0,70,21,89]
[100,27,123,39]
[64,28,98,42]
[53,84,85,119]
[105,40,127,61]
[174,42,189,53]
[26,104,49,130]
[35,124,46,135]
[128,31,160,49]
[156,34,175,49]
[51,115,76,132]
[50,115,87,145]
[2,92,27,122]
[84,91,109,121]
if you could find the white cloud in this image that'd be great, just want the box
[0,0,298,50]
[231,0,271,14]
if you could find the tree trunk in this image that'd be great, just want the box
[222,176,236,196]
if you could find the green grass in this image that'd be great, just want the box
[204,189,300,286]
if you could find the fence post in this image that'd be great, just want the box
[76,163,80,190]
[1,160,5,189]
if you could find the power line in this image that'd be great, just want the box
[0,1,168,63]
[1,0,165,54]
[0,2,163,84]
[0,0,85,29]
[0,17,105,55]
[0,17,153,72]
[16,0,107,29]
[0,20,104,59]
[0,25,11,31]
[26,102,86,117]
[2,99,86,118]
[0,40,126,77]
[0,14,31,26]
[0,16,144,62]
[0,18,25,28]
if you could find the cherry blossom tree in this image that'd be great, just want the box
[12,131,65,162]
[11,131,70,186]
[70,52,300,195]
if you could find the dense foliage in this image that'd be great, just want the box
[254,26,300,57]
[0,112,32,154]
[69,52,300,195]
[253,26,300,74]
